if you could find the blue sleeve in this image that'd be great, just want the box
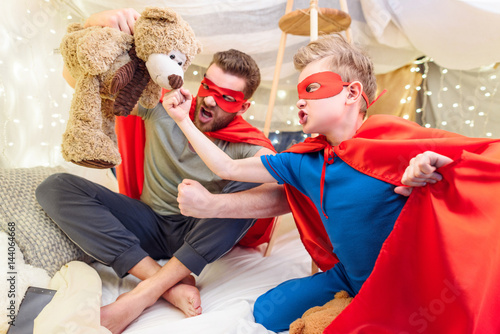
[260,152,302,188]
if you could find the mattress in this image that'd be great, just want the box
[94,227,311,334]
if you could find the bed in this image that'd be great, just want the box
[0,166,309,334]
[97,223,307,334]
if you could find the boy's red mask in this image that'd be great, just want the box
[297,71,371,107]
[197,77,247,113]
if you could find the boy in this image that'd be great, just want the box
[163,33,408,331]
[165,33,500,333]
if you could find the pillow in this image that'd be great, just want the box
[0,167,92,277]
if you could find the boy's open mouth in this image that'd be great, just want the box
[298,110,308,125]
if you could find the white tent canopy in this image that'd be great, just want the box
[1,0,500,167]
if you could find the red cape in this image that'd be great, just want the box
[115,97,276,248]
[283,115,500,333]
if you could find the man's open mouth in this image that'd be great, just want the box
[199,107,214,123]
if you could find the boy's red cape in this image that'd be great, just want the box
[283,115,500,333]
[115,98,277,248]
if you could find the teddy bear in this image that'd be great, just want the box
[60,7,202,168]
[289,290,353,334]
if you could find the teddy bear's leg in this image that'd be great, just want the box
[289,319,306,334]
[62,74,121,168]
[101,98,118,147]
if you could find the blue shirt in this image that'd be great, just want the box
[261,151,407,293]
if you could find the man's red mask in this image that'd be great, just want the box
[197,77,247,113]
[297,71,371,107]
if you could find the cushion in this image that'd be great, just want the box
[0,167,92,277]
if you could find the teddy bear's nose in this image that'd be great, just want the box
[168,74,183,89]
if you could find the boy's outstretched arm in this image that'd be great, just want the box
[394,151,453,197]
[163,88,277,184]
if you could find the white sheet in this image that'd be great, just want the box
[93,228,311,334]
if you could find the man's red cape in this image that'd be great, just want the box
[115,97,276,248]
[283,114,500,333]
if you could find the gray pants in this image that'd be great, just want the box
[36,173,257,277]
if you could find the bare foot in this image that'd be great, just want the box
[163,275,202,317]
[100,284,156,334]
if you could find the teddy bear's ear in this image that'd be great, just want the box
[140,7,179,23]
[77,28,133,75]
[195,40,203,55]
[67,22,84,33]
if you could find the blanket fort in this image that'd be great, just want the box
[283,115,500,333]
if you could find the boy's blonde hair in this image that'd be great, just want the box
[293,33,377,113]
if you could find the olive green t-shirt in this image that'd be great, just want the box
[137,103,263,216]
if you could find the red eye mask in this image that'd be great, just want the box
[297,71,371,107]
[197,77,247,113]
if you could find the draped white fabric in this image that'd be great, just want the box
[1,0,500,168]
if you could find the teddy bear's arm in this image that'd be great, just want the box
[139,79,162,110]
[77,27,134,76]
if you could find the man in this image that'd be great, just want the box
[36,8,288,334]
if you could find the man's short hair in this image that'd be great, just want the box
[210,49,261,100]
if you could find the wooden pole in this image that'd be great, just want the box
[263,0,294,138]
[339,0,352,42]
[310,0,318,41]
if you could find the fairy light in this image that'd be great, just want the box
[0,1,86,168]
[277,90,287,99]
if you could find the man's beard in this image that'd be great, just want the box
[193,103,236,133]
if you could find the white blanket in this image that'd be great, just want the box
[3,226,309,334]
[95,228,310,334]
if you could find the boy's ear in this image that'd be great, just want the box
[236,101,251,116]
[346,81,363,105]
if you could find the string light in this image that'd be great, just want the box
[414,57,499,138]
[0,1,84,168]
